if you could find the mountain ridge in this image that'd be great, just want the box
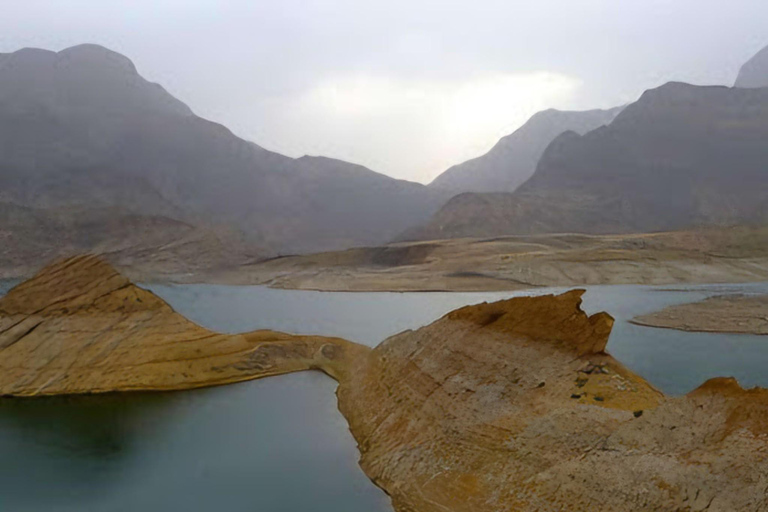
[406,82,768,241]
[735,43,768,88]
[0,44,450,262]
[428,106,623,193]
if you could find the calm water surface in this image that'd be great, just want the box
[1,279,767,511]
[146,281,768,394]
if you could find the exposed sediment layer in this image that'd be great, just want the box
[0,256,766,510]
[632,293,768,335]
[216,227,768,292]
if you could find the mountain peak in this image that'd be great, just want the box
[57,43,138,74]
[428,105,623,193]
[735,44,768,89]
[0,44,138,75]
[0,42,192,118]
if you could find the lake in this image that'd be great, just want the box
[1,280,767,511]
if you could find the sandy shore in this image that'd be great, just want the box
[179,226,768,292]
[632,293,768,335]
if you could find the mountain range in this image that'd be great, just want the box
[428,106,623,193]
[2,42,768,273]
[0,44,449,264]
[405,81,768,241]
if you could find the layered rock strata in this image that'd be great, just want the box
[0,255,362,395]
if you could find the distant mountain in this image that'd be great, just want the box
[428,107,623,193]
[0,44,449,263]
[0,204,263,278]
[735,44,768,88]
[404,82,768,241]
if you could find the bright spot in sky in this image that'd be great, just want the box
[258,72,581,183]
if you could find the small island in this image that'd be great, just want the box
[632,294,768,335]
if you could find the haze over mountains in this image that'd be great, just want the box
[0,44,449,269]
[735,44,768,88]
[2,42,768,274]
[428,107,623,193]
[406,80,768,241]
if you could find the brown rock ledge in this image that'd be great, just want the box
[0,255,364,395]
[1,256,766,511]
[336,290,768,511]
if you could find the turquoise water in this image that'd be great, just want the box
[1,279,767,511]
[147,281,768,394]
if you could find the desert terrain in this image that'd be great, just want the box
[632,293,768,335]
[192,226,768,292]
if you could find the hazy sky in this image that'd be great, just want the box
[1,0,767,183]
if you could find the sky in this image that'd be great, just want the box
[1,0,767,183]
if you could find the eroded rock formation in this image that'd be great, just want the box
[335,290,768,511]
[1,256,766,510]
[0,255,363,395]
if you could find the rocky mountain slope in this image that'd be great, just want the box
[0,44,448,258]
[429,107,622,193]
[407,82,768,241]
[0,204,266,279]
[735,43,768,88]
[1,257,766,510]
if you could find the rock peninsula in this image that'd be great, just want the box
[0,255,363,395]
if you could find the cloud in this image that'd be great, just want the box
[257,71,581,182]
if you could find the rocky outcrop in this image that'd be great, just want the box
[0,255,363,395]
[336,290,768,512]
[1,257,766,510]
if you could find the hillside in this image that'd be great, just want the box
[429,107,622,193]
[228,226,768,291]
[0,44,448,259]
[735,43,768,88]
[407,82,768,241]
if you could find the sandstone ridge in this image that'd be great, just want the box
[0,255,363,395]
[335,291,768,511]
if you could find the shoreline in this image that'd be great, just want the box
[631,293,768,336]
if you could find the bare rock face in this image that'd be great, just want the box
[0,255,363,395]
[336,291,768,512]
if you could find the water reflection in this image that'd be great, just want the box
[0,374,392,512]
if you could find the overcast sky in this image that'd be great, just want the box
[1,0,767,183]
